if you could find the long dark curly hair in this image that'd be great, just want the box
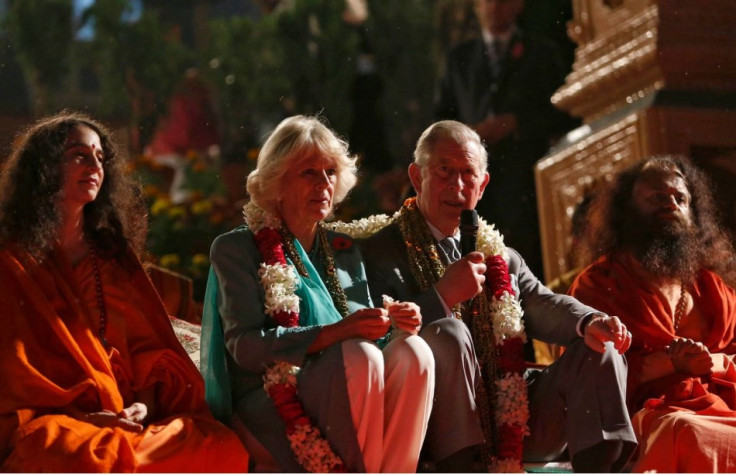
[0,111,147,261]
[583,155,736,286]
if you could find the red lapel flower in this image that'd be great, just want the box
[332,235,353,251]
[511,42,524,59]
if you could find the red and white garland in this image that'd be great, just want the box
[477,222,530,472]
[245,197,529,472]
[331,199,530,472]
[244,202,345,473]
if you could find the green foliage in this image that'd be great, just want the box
[366,0,437,160]
[131,153,236,298]
[204,0,437,163]
[206,14,291,145]
[4,0,74,113]
[204,0,359,147]
[81,0,189,124]
[4,0,73,87]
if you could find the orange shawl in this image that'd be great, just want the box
[569,255,736,414]
[0,246,248,472]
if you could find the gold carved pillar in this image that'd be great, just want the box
[535,0,736,283]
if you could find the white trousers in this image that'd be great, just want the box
[342,333,435,473]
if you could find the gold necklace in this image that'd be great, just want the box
[395,199,500,464]
[281,225,350,318]
[674,282,688,332]
[317,225,350,318]
[395,199,457,312]
[281,227,309,277]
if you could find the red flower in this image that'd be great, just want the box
[332,236,353,251]
[257,227,287,264]
[497,423,524,459]
[268,383,297,403]
[253,220,346,471]
[511,42,524,59]
[485,254,514,297]
[273,310,299,328]
[496,338,526,374]
[268,384,312,427]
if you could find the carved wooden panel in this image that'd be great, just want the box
[558,1,736,123]
[535,114,642,282]
[535,106,736,283]
[555,4,661,122]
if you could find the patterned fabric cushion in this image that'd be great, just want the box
[170,316,201,370]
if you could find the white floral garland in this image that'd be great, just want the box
[244,201,345,473]
[335,211,530,472]
[253,203,530,472]
[324,213,398,240]
[259,263,300,315]
[243,201,282,233]
[474,217,530,471]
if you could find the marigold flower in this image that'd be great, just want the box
[150,198,171,216]
[191,199,213,215]
[159,253,181,268]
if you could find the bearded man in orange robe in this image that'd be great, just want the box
[570,154,736,472]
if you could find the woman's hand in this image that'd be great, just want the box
[309,308,391,353]
[667,338,713,375]
[386,301,422,335]
[119,402,148,424]
[337,308,392,340]
[68,403,148,433]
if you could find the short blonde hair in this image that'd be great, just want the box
[413,120,488,172]
[246,115,358,215]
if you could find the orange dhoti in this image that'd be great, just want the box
[570,255,736,472]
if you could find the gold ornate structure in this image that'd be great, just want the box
[535,0,736,283]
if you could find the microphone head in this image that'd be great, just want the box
[460,209,479,230]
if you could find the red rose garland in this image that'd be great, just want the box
[389,197,529,471]
[246,203,346,473]
[324,199,531,471]
[486,254,514,296]
[254,227,300,328]
[480,252,529,472]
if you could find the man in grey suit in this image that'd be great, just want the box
[359,120,637,472]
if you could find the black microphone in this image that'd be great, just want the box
[460,209,479,256]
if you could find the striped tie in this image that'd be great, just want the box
[439,237,461,263]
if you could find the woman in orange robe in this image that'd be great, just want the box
[0,112,248,472]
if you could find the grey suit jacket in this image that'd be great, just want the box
[359,221,596,346]
[210,225,372,470]
[210,225,373,401]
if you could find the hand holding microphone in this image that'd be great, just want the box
[435,210,486,307]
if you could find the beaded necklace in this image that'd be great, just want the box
[674,282,688,333]
[244,201,347,472]
[87,241,109,348]
[282,224,350,318]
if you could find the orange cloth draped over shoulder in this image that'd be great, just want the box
[570,255,736,472]
[0,246,248,472]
